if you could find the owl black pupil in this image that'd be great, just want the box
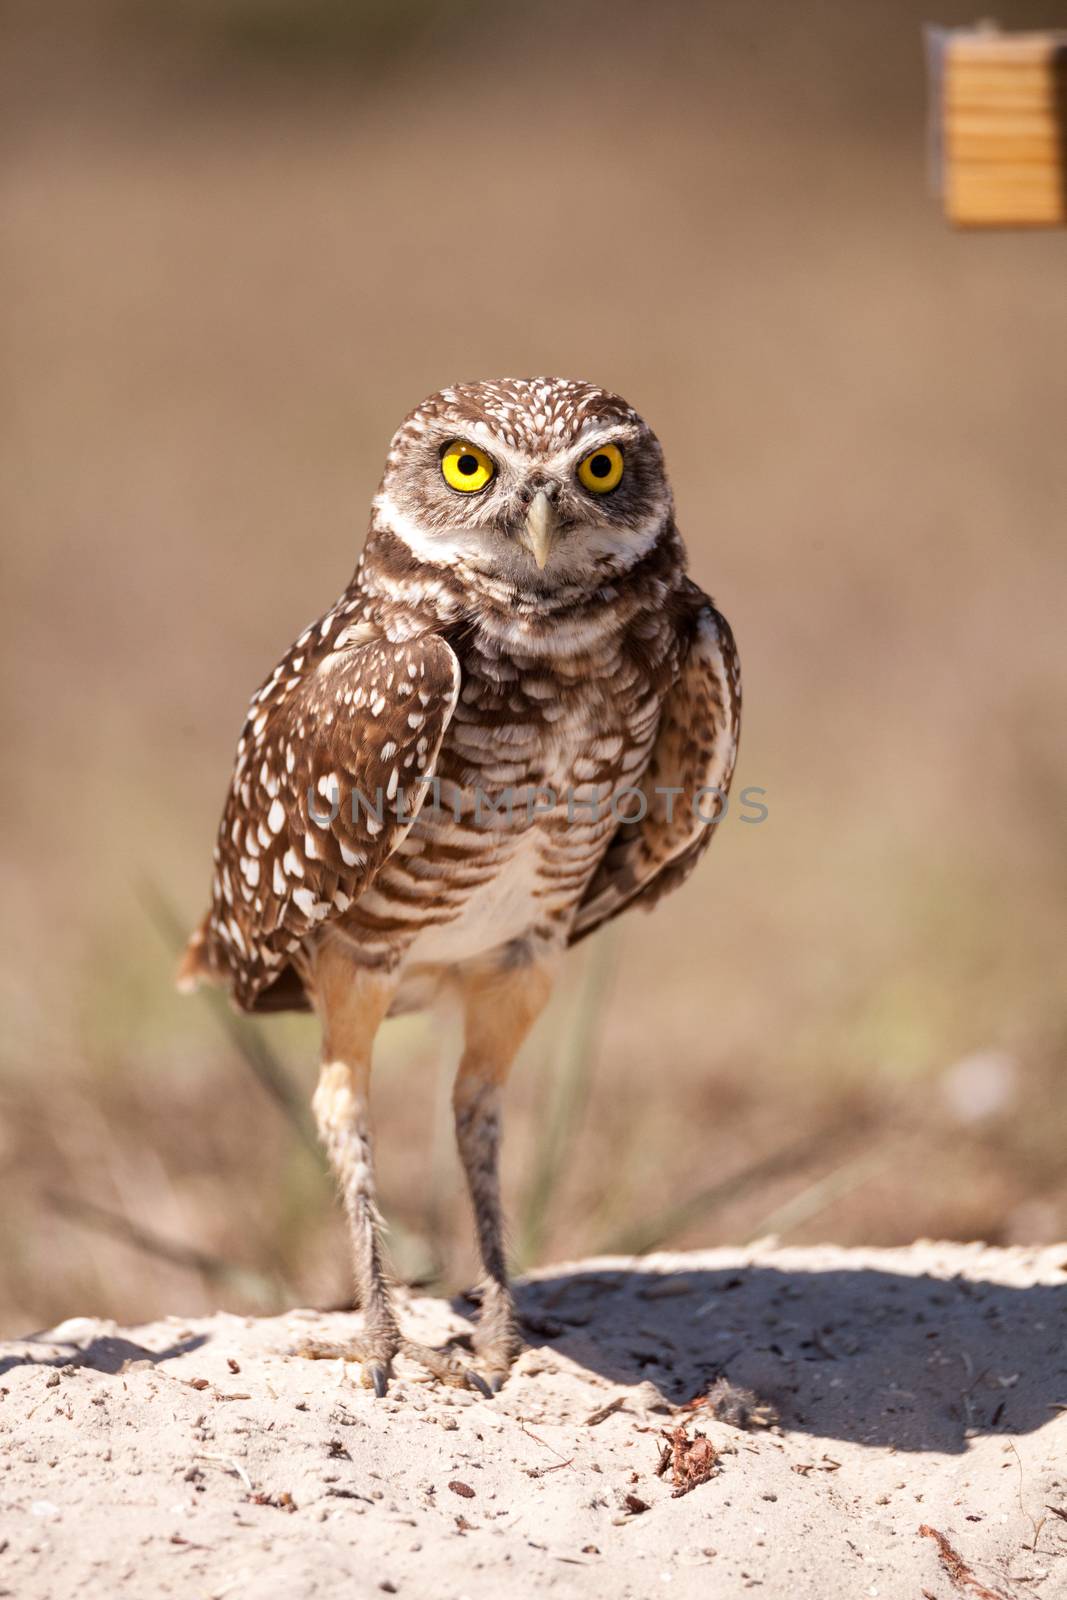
[457,454,479,476]
[590,454,612,478]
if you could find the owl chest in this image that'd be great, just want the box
[388,651,656,964]
[435,654,632,798]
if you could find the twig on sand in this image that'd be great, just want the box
[195,1453,254,1494]
[584,1395,626,1426]
[1007,1442,1047,1552]
[918,1524,1013,1600]
[518,1421,574,1472]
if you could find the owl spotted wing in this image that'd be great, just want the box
[569,592,740,943]
[181,625,461,1012]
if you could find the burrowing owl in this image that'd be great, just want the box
[180,378,740,1395]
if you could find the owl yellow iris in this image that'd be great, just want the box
[441,440,494,493]
[577,441,624,493]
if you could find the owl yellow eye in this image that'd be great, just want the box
[441,439,495,493]
[577,441,624,494]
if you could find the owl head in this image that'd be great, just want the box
[373,378,672,590]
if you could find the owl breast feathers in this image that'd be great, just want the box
[181,377,740,1014]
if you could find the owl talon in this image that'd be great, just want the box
[291,1337,397,1400]
[470,1310,522,1395]
[398,1338,486,1393]
[364,1361,390,1398]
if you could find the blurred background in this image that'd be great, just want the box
[3,0,1066,1336]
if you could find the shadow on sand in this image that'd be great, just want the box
[496,1261,1067,1454]
[0,1331,208,1379]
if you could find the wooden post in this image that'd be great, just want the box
[928,26,1067,227]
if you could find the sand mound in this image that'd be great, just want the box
[1,1242,1064,1598]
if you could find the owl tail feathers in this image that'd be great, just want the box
[176,918,218,995]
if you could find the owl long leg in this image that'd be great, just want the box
[299,940,491,1398]
[299,942,401,1396]
[453,952,556,1390]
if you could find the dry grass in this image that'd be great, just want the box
[2,1,1066,1335]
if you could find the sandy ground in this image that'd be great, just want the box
[1,1242,1064,1600]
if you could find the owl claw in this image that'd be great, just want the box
[398,1338,495,1395]
[293,1332,501,1399]
[291,1337,397,1398]
[364,1361,390,1398]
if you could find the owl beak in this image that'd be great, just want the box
[524,489,559,570]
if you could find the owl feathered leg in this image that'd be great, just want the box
[453,951,556,1390]
[299,939,490,1397]
[298,942,400,1395]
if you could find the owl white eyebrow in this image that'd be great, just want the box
[557,427,641,468]
[435,422,529,476]
[435,419,641,479]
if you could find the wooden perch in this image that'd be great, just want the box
[928,26,1067,227]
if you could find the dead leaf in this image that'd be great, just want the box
[660,1423,719,1498]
